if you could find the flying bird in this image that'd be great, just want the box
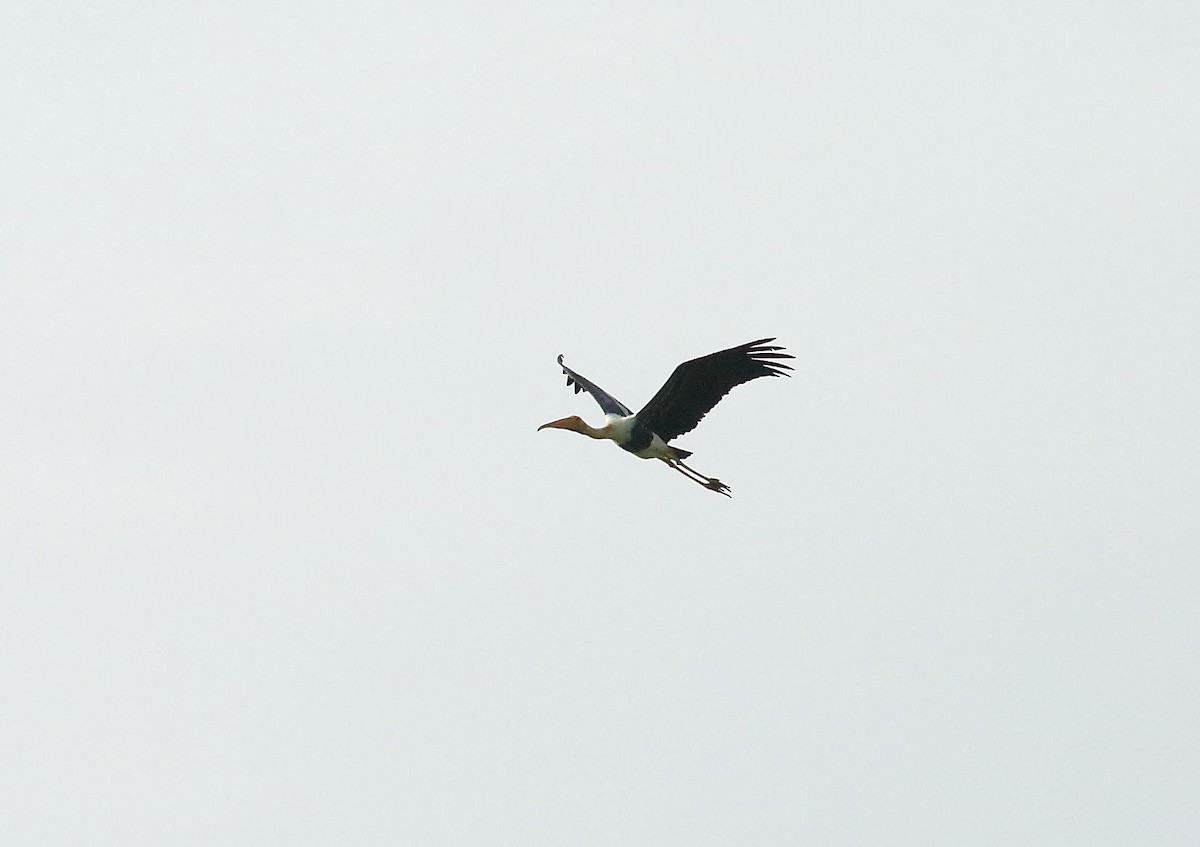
[538,338,793,496]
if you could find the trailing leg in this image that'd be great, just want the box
[659,457,732,497]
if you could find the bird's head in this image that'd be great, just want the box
[537,415,587,434]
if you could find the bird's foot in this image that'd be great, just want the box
[704,478,732,497]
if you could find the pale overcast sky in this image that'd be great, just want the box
[3,2,1198,844]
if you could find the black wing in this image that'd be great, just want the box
[555,354,633,417]
[636,338,793,441]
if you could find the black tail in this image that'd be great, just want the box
[668,446,692,460]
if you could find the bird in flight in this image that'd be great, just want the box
[538,338,793,496]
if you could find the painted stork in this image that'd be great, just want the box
[538,338,793,496]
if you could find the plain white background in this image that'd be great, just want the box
[3,2,1197,843]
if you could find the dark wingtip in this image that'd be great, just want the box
[744,338,795,377]
[744,338,793,355]
[556,354,565,366]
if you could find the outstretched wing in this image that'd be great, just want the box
[636,338,793,441]
[555,354,633,417]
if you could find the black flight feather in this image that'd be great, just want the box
[555,354,634,417]
[635,338,794,441]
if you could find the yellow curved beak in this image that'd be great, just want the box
[537,417,574,431]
